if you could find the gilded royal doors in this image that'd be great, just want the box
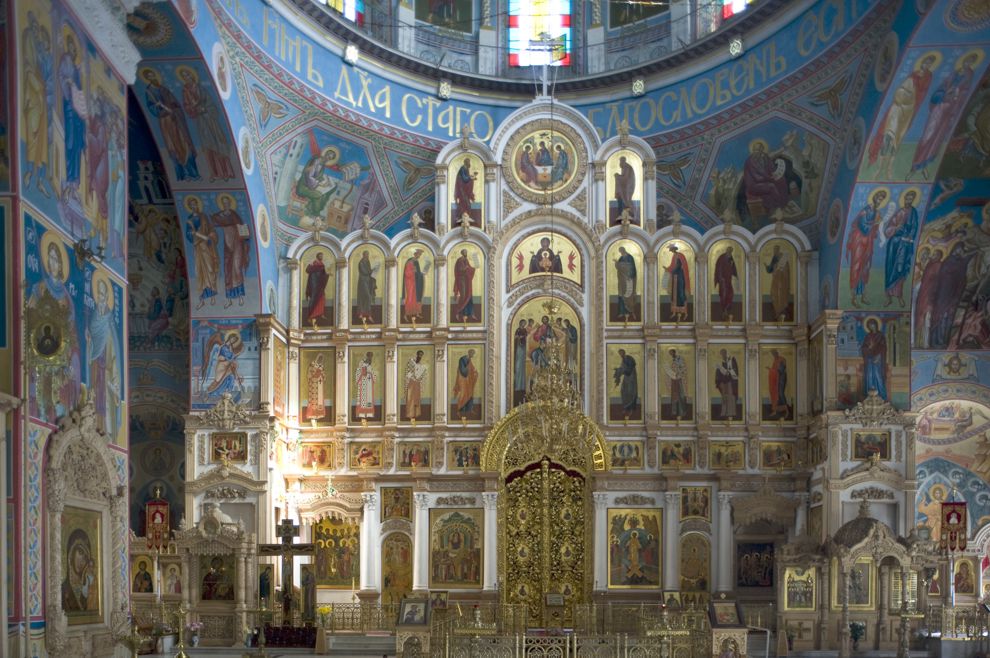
[503,459,590,627]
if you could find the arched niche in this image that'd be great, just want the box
[45,399,129,657]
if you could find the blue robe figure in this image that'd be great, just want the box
[58,34,87,200]
[613,351,639,415]
[883,192,918,305]
[201,332,243,401]
[551,146,569,184]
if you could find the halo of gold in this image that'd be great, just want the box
[61,25,78,58]
[216,192,237,209]
[899,186,921,206]
[501,119,588,204]
[39,231,69,283]
[915,50,943,71]
[958,48,985,69]
[320,146,340,165]
[748,138,770,153]
[869,186,891,205]
[182,194,202,212]
[91,269,114,311]
[139,66,160,84]
[175,64,198,82]
[862,314,882,331]
[929,482,948,502]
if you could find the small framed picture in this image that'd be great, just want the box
[131,555,154,594]
[211,432,247,463]
[429,591,448,610]
[545,593,565,606]
[761,441,793,469]
[398,598,429,626]
[660,441,694,469]
[349,442,382,469]
[609,440,644,469]
[299,443,334,469]
[662,591,682,608]
[396,442,432,470]
[710,600,742,627]
[852,430,890,460]
[446,441,481,470]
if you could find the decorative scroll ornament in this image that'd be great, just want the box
[843,390,907,428]
[614,494,656,506]
[204,486,246,500]
[940,501,967,551]
[850,486,895,501]
[203,393,251,430]
[436,495,477,506]
[731,478,798,529]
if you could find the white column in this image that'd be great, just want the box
[285,258,300,330]
[0,393,21,658]
[360,493,378,590]
[586,0,604,74]
[413,493,430,591]
[663,493,681,589]
[593,493,608,590]
[336,259,349,331]
[483,492,498,590]
[367,493,379,591]
[717,493,733,590]
[397,0,415,53]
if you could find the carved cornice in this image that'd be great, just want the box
[72,0,141,82]
[185,466,267,494]
[850,486,895,501]
[842,390,912,428]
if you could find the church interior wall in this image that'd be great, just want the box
[4,0,990,653]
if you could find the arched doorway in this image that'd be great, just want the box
[481,369,608,628]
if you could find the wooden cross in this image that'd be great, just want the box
[258,519,315,619]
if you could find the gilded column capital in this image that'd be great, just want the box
[482,492,498,510]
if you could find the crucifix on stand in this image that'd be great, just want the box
[258,519,315,621]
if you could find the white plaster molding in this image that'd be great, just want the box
[67,0,141,83]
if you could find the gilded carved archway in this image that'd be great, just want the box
[481,397,608,627]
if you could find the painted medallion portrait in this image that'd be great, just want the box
[350,346,385,424]
[759,345,795,422]
[709,239,746,323]
[429,509,483,588]
[509,232,582,288]
[448,154,484,227]
[448,343,484,423]
[349,245,384,327]
[607,508,661,588]
[398,345,434,424]
[659,343,694,422]
[606,150,643,225]
[62,506,102,623]
[448,242,484,325]
[397,243,434,327]
[301,348,334,426]
[606,240,642,325]
[300,244,335,328]
[758,239,796,323]
[607,343,644,423]
[709,344,745,423]
[658,240,694,323]
[509,297,581,407]
[504,120,585,203]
